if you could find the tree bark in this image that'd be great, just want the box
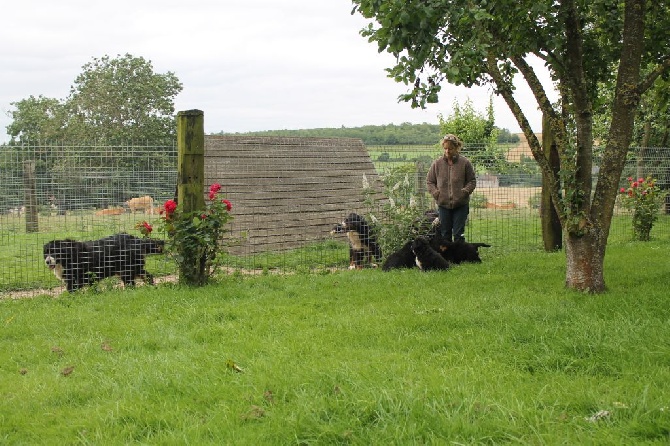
[565,229,606,292]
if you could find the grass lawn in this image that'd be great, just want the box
[1,239,669,444]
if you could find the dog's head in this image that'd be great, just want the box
[330,223,347,235]
[331,213,368,234]
[411,237,431,255]
[343,213,366,230]
[43,239,82,269]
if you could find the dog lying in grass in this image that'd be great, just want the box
[382,237,491,271]
[411,237,450,271]
[429,236,491,264]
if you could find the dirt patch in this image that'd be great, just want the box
[0,275,179,300]
[475,187,541,208]
[0,267,317,300]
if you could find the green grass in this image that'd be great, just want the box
[2,240,670,444]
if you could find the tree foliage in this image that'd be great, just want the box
[6,54,182,143]
[438,97,510,170]
[216,120,520,145]
[438,97,497,146]
[217,122,444,145]
[6,95,67,142]
[351,0,670,292]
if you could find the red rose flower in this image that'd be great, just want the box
[209,183,222,194]
[134,221,153,238]
[164,199,177,215]
[222,199,232,211]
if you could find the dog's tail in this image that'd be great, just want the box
[470,243,492,249]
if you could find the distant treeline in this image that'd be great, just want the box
[214,123,520,146]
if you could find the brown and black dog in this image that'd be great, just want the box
[331,213,382,269]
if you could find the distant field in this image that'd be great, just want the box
[366,143,523,173]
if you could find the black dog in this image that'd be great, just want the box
[429,236,491,264]
[91,233,164,285]
[43,233,164,292]
[331,213,382,269]
[411,237,450,271]
[382,210,442,271]
[381,240,415,271]
[43,239,95,292]
[383,237,491,270]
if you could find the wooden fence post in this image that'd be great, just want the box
[23,160,39,233]
[177,110,206,212]
[176,109,206,285]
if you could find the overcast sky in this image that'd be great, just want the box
[1,1,549,144]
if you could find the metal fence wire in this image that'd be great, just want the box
[1,139,668,298]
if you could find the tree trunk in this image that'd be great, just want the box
[564,229,606,292]
[541,114,562,251]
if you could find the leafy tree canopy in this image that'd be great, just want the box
[439,97,497,147]
[6,54,182,143]
[5,95,66,142]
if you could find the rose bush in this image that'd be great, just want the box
[157,183,233,285]
[619,176,666,241]
[134,220,153,238]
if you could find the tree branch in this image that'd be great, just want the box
[486,54,565,222]
[638,57,670,94]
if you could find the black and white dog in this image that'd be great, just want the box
[331,213,382,269]
[411,237,450,271]
[43,233,164,292]
[381,210,442,271]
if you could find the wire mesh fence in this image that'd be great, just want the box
[1,139,668,298]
